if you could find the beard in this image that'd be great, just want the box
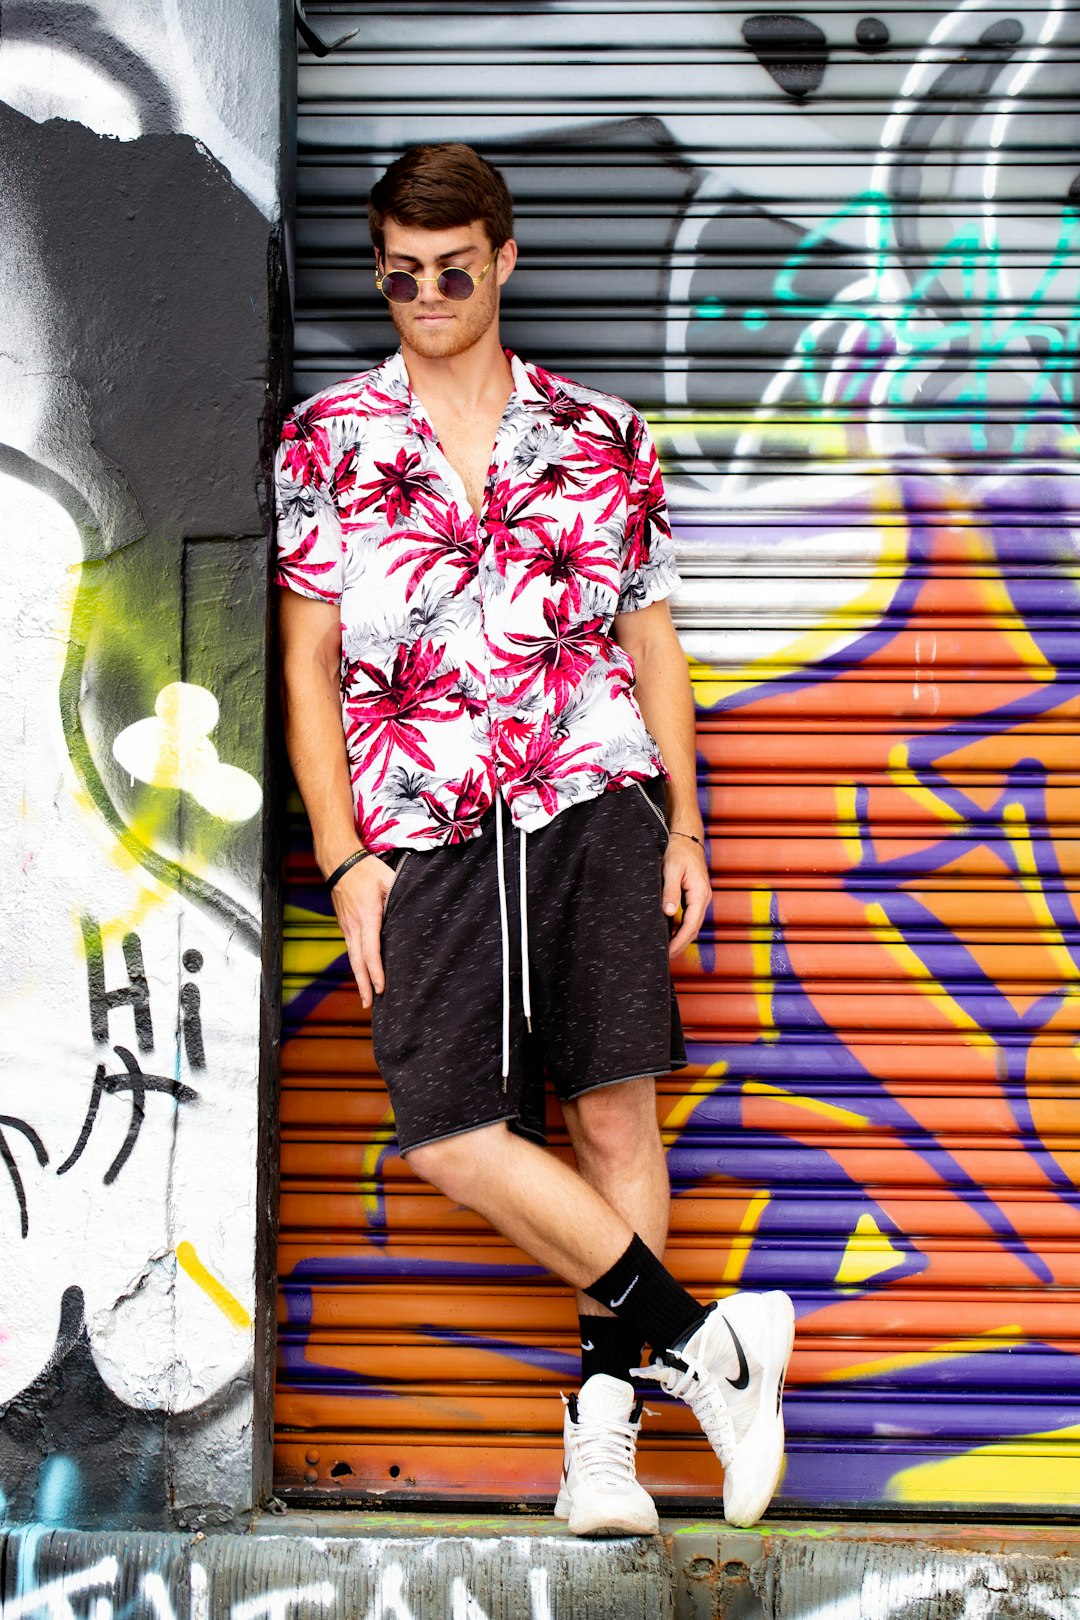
[389,277,500,360]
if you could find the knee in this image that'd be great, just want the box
[568,1081,660,1168]
[405,1127,491,1204]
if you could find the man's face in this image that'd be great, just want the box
[377,219,514,360]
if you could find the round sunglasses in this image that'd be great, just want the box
[375,249,498,304]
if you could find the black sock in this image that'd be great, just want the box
[584,1234,711,1354]
[578,1313,643,1386]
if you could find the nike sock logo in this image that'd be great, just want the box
[608,1275,640,1309]
[580,1339,595,1352]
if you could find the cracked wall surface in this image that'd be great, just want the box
[0,0,288,1528]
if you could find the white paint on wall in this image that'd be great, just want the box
[0,470,259,1420]
[113,684,263,823]
[0,0,279,217]
[0,42,142,139]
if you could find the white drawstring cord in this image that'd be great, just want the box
[494,797,512,1085]
[519,827,532,1031]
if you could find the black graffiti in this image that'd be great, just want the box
[57,1047,197,1186]
[80,916,154,1054]
[855,17,890,54]
[0,1115,49,1239]
[742,14,892,97]
[179,949,206,1070]
[742,14,828,99]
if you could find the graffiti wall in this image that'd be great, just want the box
[0,1,286,1527]
[278,0,1080,1511]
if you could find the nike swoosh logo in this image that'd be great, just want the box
[608,1275,639,1309]
[723,1316,750,1390]
[581,1340,595,1352]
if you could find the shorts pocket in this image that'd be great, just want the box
[380,850,414,926]
[633,779,669,840]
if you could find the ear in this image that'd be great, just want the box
[496,237,518,285]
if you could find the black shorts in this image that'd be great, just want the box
[370,776,687,1154]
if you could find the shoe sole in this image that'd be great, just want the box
[554,1484,659,1537]
[723,1291,796,1528]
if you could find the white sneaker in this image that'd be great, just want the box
[553,1373,660,1537]
[637,1291,795,1528]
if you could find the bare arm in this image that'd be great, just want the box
[613,598,710,959]
[279,589,395,1007]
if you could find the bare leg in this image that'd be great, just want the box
[407,1120,634,1287]
[562,1077,670,1326]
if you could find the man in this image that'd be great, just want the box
[276,143,794,1535]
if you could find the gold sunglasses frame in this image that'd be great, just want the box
[375,249,498,303]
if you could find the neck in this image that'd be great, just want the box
[401,325,513,412]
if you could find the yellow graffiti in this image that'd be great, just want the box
[834,781,865,862]
[282,907,350,1006]
[1002,803,1080,987]
[822,1324,1025,1383]
[175,1241,251,1330]
[971,564,1055,683]
[361,1107,397,1224]
[887,1423,1080,1506]
[864,901,981,1030]
[661,1064,727,1144]
[834,1212,907,1288]
[717,1190,771,1291]
[743,1081,871,1131]
[887,742,965,823]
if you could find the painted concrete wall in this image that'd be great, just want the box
[0,0,287,1528]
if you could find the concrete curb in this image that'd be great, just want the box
[1,1517,1077,1618]
[668,1521,1080,1618]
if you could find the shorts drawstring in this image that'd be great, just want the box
[494,796,531,1088]
[519,826,532,1033]
[495,797,512,1086]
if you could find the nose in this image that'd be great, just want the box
[416,273,444,307]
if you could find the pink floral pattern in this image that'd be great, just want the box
[274,350,679,850]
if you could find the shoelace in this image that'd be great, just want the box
[562,1399,641,1488]
[635,1355,737,1467]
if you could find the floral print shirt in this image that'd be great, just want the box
[274,349,680,852]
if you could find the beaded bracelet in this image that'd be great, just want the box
[670,830,704,848]
[326,849,372,891]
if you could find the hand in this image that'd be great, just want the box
[662,834,710,960]
[330,855,398,1009]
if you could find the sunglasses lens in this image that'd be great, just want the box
[381,271,419,302]
[437,267,475,300]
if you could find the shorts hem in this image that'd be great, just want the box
[398,1109,546,1156]
[562,1061,683,1104]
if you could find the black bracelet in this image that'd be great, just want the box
[326,849,372,891]
[670,830,704,848]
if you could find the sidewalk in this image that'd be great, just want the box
[3,1512,1078,1618]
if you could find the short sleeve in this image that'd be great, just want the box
[273,410,345,605]
[618,416,680,614]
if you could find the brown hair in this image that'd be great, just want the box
[367,143,515,256]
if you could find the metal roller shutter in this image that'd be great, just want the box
[277,1,1080,1512]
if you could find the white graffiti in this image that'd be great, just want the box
[0,476,259,1426]
[1,1556,119,1620]
[792,1558,1080,1620]
[234,1586,336,1620]
[1,1558,564,1620]
[114,684,262,824]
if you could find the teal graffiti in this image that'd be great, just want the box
[697,192,1080,455]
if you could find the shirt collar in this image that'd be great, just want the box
[378,347,549,423]
[507,350,549,410]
